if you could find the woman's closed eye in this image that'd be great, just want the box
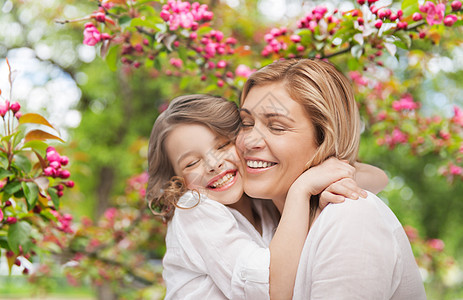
[268,123,287,132]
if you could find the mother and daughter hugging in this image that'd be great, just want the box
[146,58,426,299]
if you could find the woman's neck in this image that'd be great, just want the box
[228,194,262,235]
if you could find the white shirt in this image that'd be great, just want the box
[162,191,278,300]
[293,191,426,300]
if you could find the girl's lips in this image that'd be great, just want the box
[207,169,238,192]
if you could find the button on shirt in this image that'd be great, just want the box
[162,192,278,300]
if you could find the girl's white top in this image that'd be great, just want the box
[162,191,278,300]
[293,191,426,300]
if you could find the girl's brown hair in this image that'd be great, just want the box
[146,94,240,221]
[241,58,360,224]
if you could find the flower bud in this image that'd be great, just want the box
[290,35,301,43]
[397,21,408,30]
[65,181,75,188]
[357,0,365,5]
[95,12,106,23]
[10,102,20,113]
[14,258,21,266]
[46,151,61,162]
[44,167,55,177]
[444,14,458,26]
[6,216,17,224]
[374,20,383,29]
[217,60,227,68]
[60,156,69,166]
[50,161,61,170]
[217,79,224,87]
[4,200,11,206]
[451,0,462,11]
[412,13,423,21]
[59,170,71,179]
[57,190,64,197]
[15,112,22,120]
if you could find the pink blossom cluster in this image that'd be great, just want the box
[261,27,288,56]
[195,30,236,59]
[43,147,74,196]
[452,105,463,126]
[427,238,445,251]
[160,1,213,31]
[383,128,408,148]
[235,64,255,78]
[418,1,459,26]
[50,210,74,233]
[392,95,419,111]
[297,6,332,29]
[349,71,368,86]
[0,100,22,119]
[83,23,110,46]
[368,4,406,30]
[126,172,148,199]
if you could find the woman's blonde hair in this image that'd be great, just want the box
[241,58,360,223]
[146,94,240,222]
[241,58,360,168]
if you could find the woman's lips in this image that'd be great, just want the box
[207,169,238,192]
[245,158,277,174]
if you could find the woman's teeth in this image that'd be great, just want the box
[247,160,276,168]
[211,173,234,188]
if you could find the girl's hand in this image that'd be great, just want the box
[289,157,366,206]
[319,177,368,209]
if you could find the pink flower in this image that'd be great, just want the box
[452,105,463,126]
[404,225,418,241]
[225,37,237,45]
[375,20,383,29]
[427,238,445,251]
[169,58,183,68]
[290,34,301,43]
[425,2,446,25]
[83,24,101,46]
[235,64,255,78]
[392,129,407,143]
[46,150,61,162]
[216,60,227,68]
[10,101,20,113]
[443,14,458,27]
[392,95,418,111]
[449,164,462,175]
[0,208,3,222]
[0,100,9,117]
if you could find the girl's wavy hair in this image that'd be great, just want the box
[146,94,241,222]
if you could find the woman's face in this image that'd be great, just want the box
[166,123,244,205]
[236,82,318,202]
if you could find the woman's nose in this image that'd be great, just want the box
[238,127,266,152]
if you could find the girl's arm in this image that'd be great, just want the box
[354,162,388,194]
[269,158,364,300]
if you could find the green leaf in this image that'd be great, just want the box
[106,45,121,72]
[394,31,412,49]
[13,154,32,173]
[22,182,38,210]
[118,15,132,27]
[48,188,60,209]
[4,181,21,195]
[21,140,48,155]
[178,46,188,63]
[130,18,158,30]
[402,0,419,17]
[8,221,32,254]
[154,57,162,70]
[0,168,13,180]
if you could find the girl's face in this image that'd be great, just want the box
[236,82,318,203]
[166,123,244,205]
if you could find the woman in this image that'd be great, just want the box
[237,58,426,299]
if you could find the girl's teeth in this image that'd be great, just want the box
[211,173,234,188]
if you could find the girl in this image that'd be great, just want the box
[147,94,386,299]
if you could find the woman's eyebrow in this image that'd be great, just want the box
[262,112,295,123]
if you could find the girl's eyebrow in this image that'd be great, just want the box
[177,151,194,165]
[239,108,251,115]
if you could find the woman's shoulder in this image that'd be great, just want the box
[316,191,402,232]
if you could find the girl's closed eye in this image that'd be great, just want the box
[217,141,231,150]
[185,159,200,169]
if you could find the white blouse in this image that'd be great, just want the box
[162,192,278,300]
[293,191,426,300]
